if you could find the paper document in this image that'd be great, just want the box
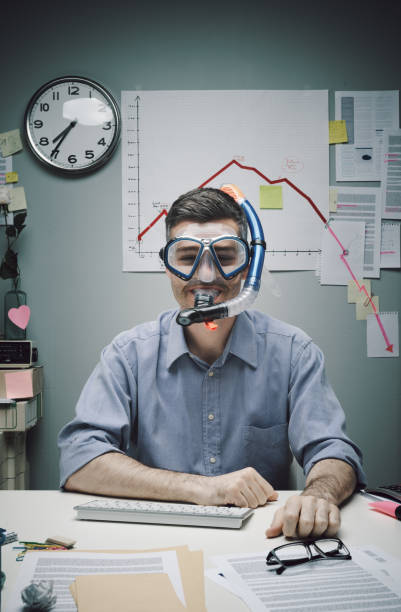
[122,90,329,273]
[367,311,399,357]
[335,91,399,181]
[0,152,12,184]
[211,546,401,611]
[381,129,401,219]
[320,220,365,285]
[330,186,381,278]
[5,550,186,612]
[380,222,400,268]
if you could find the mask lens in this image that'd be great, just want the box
[167,239,202,277]
[212,237,248,276]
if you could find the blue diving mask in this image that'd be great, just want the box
[159,235,250,281]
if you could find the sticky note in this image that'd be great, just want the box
[329,120,348,144]
[5,172,18,184]
[0,129,23,157]
[329,187,338,212]
[347,279,371,303]
[9,186,27,212]
[260,185,283,209]
[356,295,379,320]
[4,370,34,399]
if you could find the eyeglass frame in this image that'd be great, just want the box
[159,235,250,281]
[266,537,351,575]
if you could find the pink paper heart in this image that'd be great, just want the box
[8,305,31,329]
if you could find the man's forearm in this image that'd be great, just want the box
[63,452,277,508]
[64,452,205,503]
[302,458,357,505]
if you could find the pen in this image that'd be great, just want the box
[369,501,401,521]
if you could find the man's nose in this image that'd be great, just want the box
[196,250,218,283]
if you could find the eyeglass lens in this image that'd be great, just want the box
[274,539,347,563]
[167,238,247,276]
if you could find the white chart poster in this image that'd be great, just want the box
[122,90,329,272]
[335,90,399,182]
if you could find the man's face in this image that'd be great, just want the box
[165,219,248,309]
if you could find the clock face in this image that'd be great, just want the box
[24,76,121,174]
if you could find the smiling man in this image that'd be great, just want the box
[58,187,366,539]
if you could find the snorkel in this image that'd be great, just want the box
[176,184,266,326]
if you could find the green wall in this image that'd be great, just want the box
[1,0,400,489]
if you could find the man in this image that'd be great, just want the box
[58,187,366,539]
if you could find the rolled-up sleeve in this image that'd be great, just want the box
[288,339,367,489]
[58,340,137,488]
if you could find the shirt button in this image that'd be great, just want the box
[208,371,214,377]
[208,413,215,421]
[209,457,216,464]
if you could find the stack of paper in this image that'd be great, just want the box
[6,546,206,612]
[208,545,401,611]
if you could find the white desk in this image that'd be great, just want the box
[1,490,400,610]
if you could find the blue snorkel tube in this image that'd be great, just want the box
[176,184,266,326]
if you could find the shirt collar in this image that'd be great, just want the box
[166,310,258,370]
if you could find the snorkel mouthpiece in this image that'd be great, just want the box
[176,289,225,327]
[176,184,266,327]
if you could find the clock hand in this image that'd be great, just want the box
[52,120,77,144]
[50,120,77,159]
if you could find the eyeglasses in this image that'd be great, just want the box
[159,235,250,280]
[266,537,351,575]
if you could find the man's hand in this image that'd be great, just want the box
[265,459,356,539]
[265,494,340,538]
[200,467,278,508]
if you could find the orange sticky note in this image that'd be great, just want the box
[4,370,34,399]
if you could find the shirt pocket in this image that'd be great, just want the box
[243,423,291,489]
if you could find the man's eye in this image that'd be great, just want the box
[177,254,197,264]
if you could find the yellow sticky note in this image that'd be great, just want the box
[347,279,371,303]
[329,120,348,144]
[5,172,18,184]
[329,187,338,212]
[9,186,27,212]
[260,185,283,209]
[356,295,379,320]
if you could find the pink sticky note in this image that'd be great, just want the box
[369,500,399,518]
[4,370,34,399]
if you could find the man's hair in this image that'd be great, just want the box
[165,187,248,241]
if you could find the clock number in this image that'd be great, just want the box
[97,138,106,146]
[40,103,50,112]
[103,122,112,131]
[52,91,60,100]
[34,120,43,128]
[85,150,95,159]
[39,137,49,146]
[68,86,80,95]
[68,154,77,164]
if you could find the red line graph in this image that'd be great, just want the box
[136,159,393,351]
[137,209,167,241]
[199,159,328,224]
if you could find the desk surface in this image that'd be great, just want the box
[1,490,400,610]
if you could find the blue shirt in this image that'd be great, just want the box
[58,310,366,489]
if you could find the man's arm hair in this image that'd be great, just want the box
[64,452,205,503]
[301,458,357,505]
[64,452,277,508]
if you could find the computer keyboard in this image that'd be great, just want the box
[74,499,254,529]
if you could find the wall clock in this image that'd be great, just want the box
[24,76,121,174]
